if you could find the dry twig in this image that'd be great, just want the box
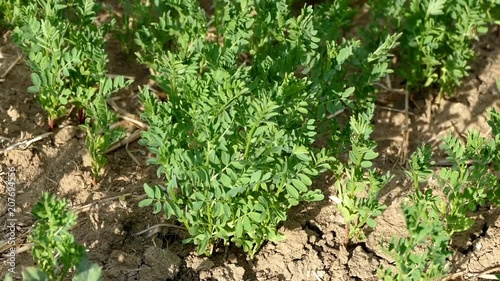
[132,224,187,237]
[106,130,142,154]
[400,88,411,164]
[0,132,53,155]
[72,193,146,214]
[0,54,22,81]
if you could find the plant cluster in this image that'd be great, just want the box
[12,0,132,178]
[136,0,399,257]
[367,0,498,95]
[0,0,26,28]
[2,0,499,278]
[382,110,500,280]
[333,106,392,243]
[112,0,167,54]
[3,193,102,281]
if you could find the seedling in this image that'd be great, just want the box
[382,110,500,279]
[81,77,132,181]
[367,0,497,96]
[2,192,102,281]
[334,106,392,243]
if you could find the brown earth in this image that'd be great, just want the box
[1,11,500,281]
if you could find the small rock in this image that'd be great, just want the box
[140,246,181,280]
[82,152,92,167]
[185,255,215,272]
[348,246,379,279]
[211,264,245,281]
[55,126,77,144]
[7,106,20,121]
[228,253,238,264]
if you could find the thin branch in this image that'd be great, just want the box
[105,130,142,154]
[72,193,146,214]
[126,141,141,166]
[0,132,53,155]
[132,224,187,237]
[0,54,22,80]
[378,105,415,115]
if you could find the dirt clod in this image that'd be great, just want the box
[185,254,216,272]
[54,126,77,144]
[348,246,380,279]
[140,246,182,280]
[211,264,245,281]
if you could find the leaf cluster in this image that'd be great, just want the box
[136,0,398,257]
[367,0,498,95]
[382,110,500,279]
[2,193,102,281]
[81,77,133,177]
[334,106,392,242]
[12,0,132,178]
[13,0,110,125]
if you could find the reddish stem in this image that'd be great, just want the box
[48,118,55,131]
[77,109,87,124]
[91,176,97,186]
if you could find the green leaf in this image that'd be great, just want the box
[286,184,299,199]
[75,254,103,281]
[427,0,446,16]
[293,146,311,161]
[3,273,13,281]
[361,161,372,168]
[248,212,262,222]
[236,219,243,237]
[366,218,377,228]
[291,178,307,192]
[144,184,155,198]
[138,199,153,207]
[153,201,162,214]
[220,173,231,187]
[250,170,262,183]
[30,73,41,87]
[22,267,49,281]
[363,150,378,160]
[297,173,312,186]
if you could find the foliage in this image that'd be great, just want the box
[113,0,168,54]
[380,146,452,281]
[13,0,111,128]
[137,0,398,257]
[333,106,392,242]
[382,110,500,279]
[379,190,452,280]
[12,0,132,178]
[81,77,132,179]
[1,193,102,281]
[367,0,498,95]
[0,0,27,28]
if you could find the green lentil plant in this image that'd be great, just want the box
[0,0,27,28]
[113,0,168,54]
[367,0,498,96]
[81,76,133,181]
[136,0,398,258]
[382,110,500,279]
[12,0,133,179]
[13,0,112,129]
[3,193,102,281]
[333,105,392,243]
[379,146,452,281]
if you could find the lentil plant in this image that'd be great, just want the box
[137,0,398,257]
